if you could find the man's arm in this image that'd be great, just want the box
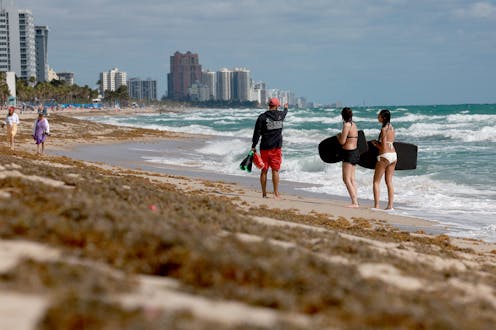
[281,103,289,119]
[251,116,263,150]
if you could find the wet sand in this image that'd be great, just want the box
[52,138,444,235]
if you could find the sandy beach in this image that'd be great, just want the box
[1,108,496,329]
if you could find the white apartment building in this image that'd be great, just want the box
[201,70,216,101]
[296,97,307,108]
[0,1,20,74]
[265,89,296,106]
[188,82,209,102]
[18,9,36,80]
[0,2,36,81]
[231,68,251,102]
[252,81,266,104]
[216,68,231,101]
[100,68,127,95]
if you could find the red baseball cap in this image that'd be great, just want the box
[268,97,280,107]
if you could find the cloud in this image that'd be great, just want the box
[15,0,496,104]
[454,2,496,19]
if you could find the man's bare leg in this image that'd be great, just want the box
[272,170,280,199]
[260,169,268,198]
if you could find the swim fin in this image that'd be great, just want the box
[240,151,254,173]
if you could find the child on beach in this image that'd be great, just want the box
[336,107,360,208]
[5,106,20,151]
[32,113,50,155]
[371,109,397,210]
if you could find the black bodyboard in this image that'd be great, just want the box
[358,141,417,170]
[319,130,368,164]
[357,130,368,155]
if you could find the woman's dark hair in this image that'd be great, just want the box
[379,109,391,127]
[341,107,353,123]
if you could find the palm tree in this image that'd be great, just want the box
[28,76,37,87]
[16,78,30,102]
[0,72,10,105]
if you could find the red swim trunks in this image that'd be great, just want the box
[260,148,282,171]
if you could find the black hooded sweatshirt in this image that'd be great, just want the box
[251,108,288,150]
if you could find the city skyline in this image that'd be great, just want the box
[14,0,496,106]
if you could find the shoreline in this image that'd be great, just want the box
[50,137,444,236]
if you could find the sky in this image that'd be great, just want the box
[15,0,496,106]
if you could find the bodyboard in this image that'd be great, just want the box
[358,141,418,170]
[318,130,368,164]
[357,130,368,155]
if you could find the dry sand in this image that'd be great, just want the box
[1,109,496,329]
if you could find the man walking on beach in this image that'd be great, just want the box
[251,98,288,199]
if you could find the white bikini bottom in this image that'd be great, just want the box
[377,152,397,164]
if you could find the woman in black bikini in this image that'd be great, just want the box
[337,107,360,207]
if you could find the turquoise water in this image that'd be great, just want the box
[86,103,496,241]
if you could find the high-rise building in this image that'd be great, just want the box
[188,82,209,102]
[296,97,307,109]
[18,9,36,80]
[253,82,266,104]
[35,25,48,82]
[231,68,250,102]
[0,1,21,75]
[141,79,157,101]
[0,2,45,82]
[267,89,296,106]
[57,72,74,85]
[216,68,231,101]
[100,68,127,95]
[128,78,140,99]
[167,51,202,100]
[128,77,157,101]
[201,70,216,101]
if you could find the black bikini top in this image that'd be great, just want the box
[344,121,358,139]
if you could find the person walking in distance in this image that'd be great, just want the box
[5,106,20,151]
[251,98,288,199]
[32,113,50,155]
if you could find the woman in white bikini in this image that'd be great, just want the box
[371,109,397,210]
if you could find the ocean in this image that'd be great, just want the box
[83,104,496,242]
